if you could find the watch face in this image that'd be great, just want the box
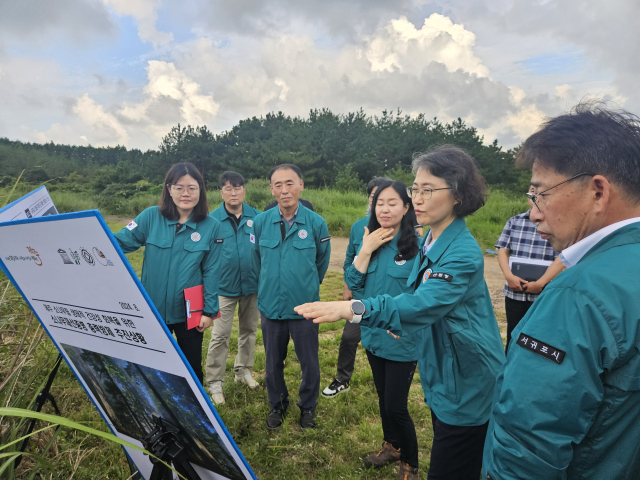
[352,301,365,316]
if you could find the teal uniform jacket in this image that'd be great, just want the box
[344,235,418,362]
[344,216,369,301]
[483,223,640,480]
[360,218,505,426]
[253,204,331,320]
[114,206,221,325]
[209,202,261,297]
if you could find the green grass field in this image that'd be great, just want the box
[0,188,521,479]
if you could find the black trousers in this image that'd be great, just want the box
[335,320,361,383]
[427,410,488,480]
[261,314,320,411]
[504,296,534,354]
[366,350,419,468]
[169,322,204,384]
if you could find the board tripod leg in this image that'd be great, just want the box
[14,353,63,468]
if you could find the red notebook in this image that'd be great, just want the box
[183,285,220,330]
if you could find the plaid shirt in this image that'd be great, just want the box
[495,210,559,301]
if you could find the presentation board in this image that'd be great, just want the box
[0,185,58,222]
[0,210,256,480]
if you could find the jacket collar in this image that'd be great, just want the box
[167,215,198,230]
[577,221,640,265]
[271,201,308,225]
[423,217,466,264]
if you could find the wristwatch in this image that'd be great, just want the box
[350,300,366,324]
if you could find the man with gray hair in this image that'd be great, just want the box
[483,102,640,479]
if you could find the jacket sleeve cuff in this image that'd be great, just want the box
[344,264,367,291]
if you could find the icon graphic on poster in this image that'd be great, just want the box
[58,248,74,264]
[92,247,113,266]
[69,249,81,265]
[26,247,42,266]
[80,247,95,266]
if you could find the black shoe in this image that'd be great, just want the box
[299,409,316,429]
[266,407,286,430]
[321,378,350,398]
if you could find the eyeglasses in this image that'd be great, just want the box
[222,186,244,194]
[526,172,595,213]
[170,185,200,195]
[406,186,452,200]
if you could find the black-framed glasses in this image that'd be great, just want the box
[526,172,595,213]
[406,186,452,200]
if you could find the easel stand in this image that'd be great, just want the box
[142,414,202,480]
[14,354,63,468]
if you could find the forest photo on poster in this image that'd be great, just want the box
[61,344,245,480]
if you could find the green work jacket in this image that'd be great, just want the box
[115,206,221,325]
[360,218,505,426]
[483,223,640,480]
[344,235,418,362]
[253,204,331,320]
[209,202,261,297]
[344,216,369,300]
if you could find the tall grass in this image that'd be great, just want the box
[466,189,529,251]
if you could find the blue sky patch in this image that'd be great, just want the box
[519,51,584,76]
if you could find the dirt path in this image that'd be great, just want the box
[329,236,505,313]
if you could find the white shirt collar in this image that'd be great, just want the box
[422,230,436,255]
[560,217,640,267]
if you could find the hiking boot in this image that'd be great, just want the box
[209,381,225,405]
[364,441,401,469]
[266,407,287,430]
[299,409,316,429]
[234,368,259,389]
[321,378,350,398]
[397,461,419,480]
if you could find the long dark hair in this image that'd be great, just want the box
[159,163,209,222]
[367,180,419,262]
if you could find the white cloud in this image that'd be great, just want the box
[101,0,172,46]
[365,14,490,78]
[74,94,129,146]
[121,60,219,129]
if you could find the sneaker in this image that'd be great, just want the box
[364,442,401,469]
[234,368,259,389]
[266,407,287,430]
[299,409,316,429]
[397,461,419,480]
[321,378,350,398]
[209,381,225,405]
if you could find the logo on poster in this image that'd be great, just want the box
[80,247,95,266]
[92,247,113,266]
[26,247,42,266]
[4,247,42,265]
[58,248,73,264]
[68,249,81,265]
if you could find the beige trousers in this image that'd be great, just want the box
[205,294,259,386]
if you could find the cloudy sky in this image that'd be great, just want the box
[0,0,636,150]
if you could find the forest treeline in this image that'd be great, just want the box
[0,108,528,196]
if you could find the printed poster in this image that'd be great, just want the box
[0,210,255,480]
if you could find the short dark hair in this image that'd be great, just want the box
[412,145,487,218]
[159,163,209,223]
[368,180,419,261]
[219,171,245,189]
[367,176,392,196]
[517,101,640,204]
[268,164,302,182]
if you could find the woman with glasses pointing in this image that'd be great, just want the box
[296,145,504,480]
[115,162,221,383]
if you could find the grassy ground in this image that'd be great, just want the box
[1,206,512,479]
